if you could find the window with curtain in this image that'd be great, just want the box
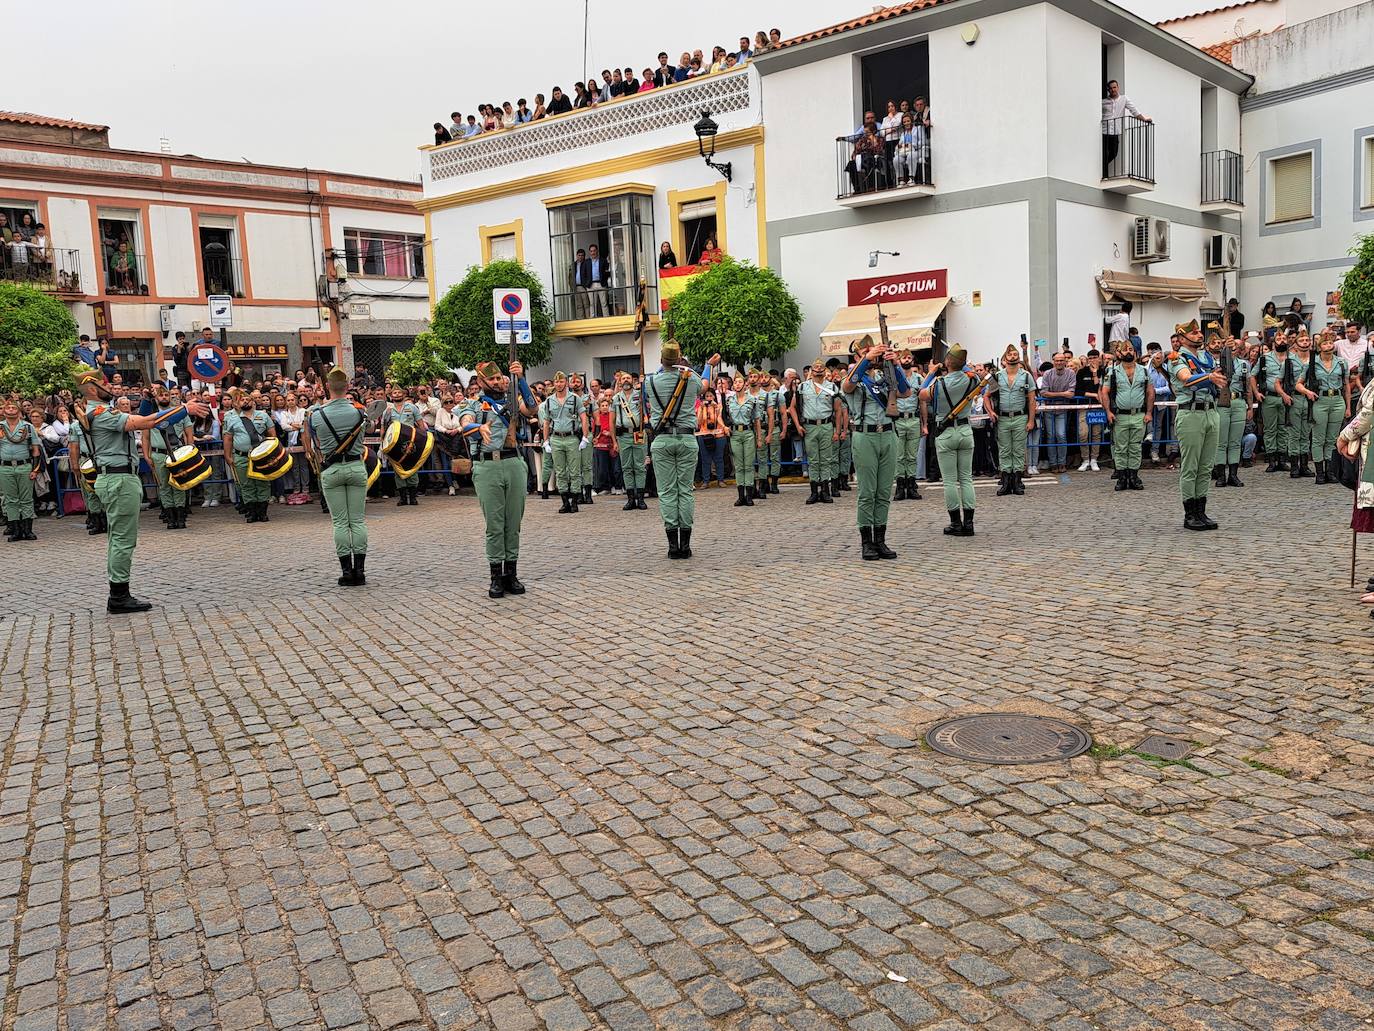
[343,228,425,278]
[1269,152,1313,224]
[1364,136,1374,209]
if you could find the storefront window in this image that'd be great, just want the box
[548,192,656,323]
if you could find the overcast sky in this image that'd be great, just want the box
[12,0,1188,181]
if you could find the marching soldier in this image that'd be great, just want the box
[142,386,193,530]
[540,372,587,514]
[985,344,1037,497]
[920,346,979,536]
[842,337,910,560]
[383,387,425,505]
[570,373,594,505]
[1100,344,1153,491]
[68,415,106,535]
[1208,329,1253,488]
[1,398,42,542]
[1257,333,1292,472]
[460,360,539,598]
[223,390,276,523]
[76,369,209,611]
[798,360,840,504]
[1169,319,1223,531]
[1309,331,1351,484]
[727,373,762,507]
[612,374,648,510]
[893,350,923,501]
[307,367,371,586]
[1285,331,1315,478]
[644,342,718,559]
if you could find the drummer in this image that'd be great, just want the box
[382,387,425,507]
[222,389,277,524]
[142,385,193,531]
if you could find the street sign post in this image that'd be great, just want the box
[189,343,230,383]
[492,288,532,345]
[209,295,233,328]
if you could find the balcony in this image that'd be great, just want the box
[835,135,935,208]
[103,251,148,295]
[202,254,245,297]
[0,247,84,296]
[1102,116,1155,194]
[1200,149,1244,214]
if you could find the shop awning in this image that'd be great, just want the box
[819,297,948,356]
[1097,270,1208,303]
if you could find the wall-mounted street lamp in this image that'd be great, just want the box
[868,250,901,268]
[694,110,733,183]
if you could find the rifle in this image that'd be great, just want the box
[932,371,992,436]
[633,277,648,443]
[1217,325,1235,408]
[1281,355,1295,428]
[875,303,899,417]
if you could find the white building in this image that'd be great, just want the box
[757,0,1254,365]
[419,69,764,382]
[1231,2,1374,329]
[0,112,429,383]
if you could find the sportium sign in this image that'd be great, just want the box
[846,269,948,306]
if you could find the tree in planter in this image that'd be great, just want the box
[1338,232,1374,336]
[0,284,80,395]
[430,260,554,371]
[386,331,448,387]
[666,258,801,370]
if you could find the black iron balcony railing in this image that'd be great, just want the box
[835,132,933,200]
[103,250,147,295]
[1102,116,1155,184]
[0,246,83,295]
[1201,149,1243,207]
[202,255,244,296]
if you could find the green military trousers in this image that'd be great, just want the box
[1110,413,1145,472]
[935,424,975,511]
[151,453,188,512]
[852,429,896,528]
[1214,398,1246,466]
[617,434,646,491]
[233,456,270,504]
[1260,394,1288,458]
[763,433,781,477]
[0,465,35,520]
[803,423,835,483]
[996,417,1027,473]
[1311,396,1344,461]
[730,432,756,487]
[650,433,696,529]
[895,417,921,478]
[473,455,525,562]
[321,459,368,557]
[1287,396,1311,460]
[1176,406,1219,501]
[551,436,581,493]
[94,472,141,584]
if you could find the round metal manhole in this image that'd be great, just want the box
[924,714,1091,765]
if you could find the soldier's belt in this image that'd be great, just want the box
[100,464,137,475]
[896,413,920,420]
[1181,400,1216,410]
[552,430,577,437]
[942,417,970,426]
[852,423,894,433]
[1113,408,1143,416]
[1001,410,1026,418]
[804,418,833,425]
[654,429,695,437]
[476,449,521,461]
[1320,389,1343,397]
[0,459,29,466]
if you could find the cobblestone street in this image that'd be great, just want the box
[1,471,1371,1031]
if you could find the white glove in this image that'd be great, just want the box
[579,437,589,450]
[543,441,552,454]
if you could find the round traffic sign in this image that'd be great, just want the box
[500,293,524,316]
[189,343,230,383]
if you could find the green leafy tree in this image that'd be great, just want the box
[666,258,801,369]
[0,285,80,395]
[1338,233,1374,334]
[386,331,448,386]
[430,260,553,370]
[0,345,79,397]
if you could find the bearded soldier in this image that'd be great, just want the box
[643,342,719,559]
[1169,319,1224,531]
[985,344,1037,497]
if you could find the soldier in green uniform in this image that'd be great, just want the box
[222,390,277,523]
[1208,329,1254,489]
[142,386,193,530]
[68,416,106,535]
[985,344,1037,497]
[1100,344,1153,491]
[1,398,42,542]
[644,342,718,558]
[382,387,425,506]
[892,350,923,502]
[760,374,783,495]
[461,360,539,598]
[842,337,910,559]
[612,374,648,510]
[744,371,770,502]
[1285,331,1316,478]
[1169,319,1224,531]
[76,369,209,611]
[727,374,762,507]
[832,363,852,494]
[921,346,980,536]
[570,373,594,506]
[308,367,371,586]
[798,360,840,505]
[1307,331,1351,484]
[540,372,587,514]
[1257,334,1293,472]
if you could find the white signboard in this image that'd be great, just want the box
[492,288,532,345]
[209,295,233,328]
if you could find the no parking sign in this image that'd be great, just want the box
[492,288,532,345]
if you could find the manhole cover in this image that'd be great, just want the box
[1136,734,1191,760]
[925,714,1091,765]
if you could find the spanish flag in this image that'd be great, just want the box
[658,264,706,313]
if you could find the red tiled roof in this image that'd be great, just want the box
[1158,0,1264,26]
[0,111,109,132]
[775,0,957,50]
[1201,39,1236,64]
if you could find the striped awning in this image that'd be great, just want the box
[819,297,948,356]
[1098,270,1208,303]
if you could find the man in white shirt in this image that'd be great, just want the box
[1101,80,1150,178]
[1106,300,1133,353]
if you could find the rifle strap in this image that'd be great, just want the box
[654,370,691,432]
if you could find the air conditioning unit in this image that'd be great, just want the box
[1131,216,1171,263]
[1206,233,1240,271]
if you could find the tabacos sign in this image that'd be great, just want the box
[846,269,947,306]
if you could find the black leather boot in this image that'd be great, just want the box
[753,482,766,502]
[819,482,833,504]
[258,501,270,522]
[1129,469,1144,490]
[558,492,573,513]
[1290,457,1303,478]
[338,555,354,586]
[860,525,879,560]
[678,527,692,558]
[583,486,593,505]
[744,483,754,506]
[97,512,108,533]
[622,491,636,511]
[1313,460,1327,484]
[636,490,647,510]
[22,518,36,541]
[806,482,819,505]
[1265,458,1278,472]
[996,472,1011,496]
[666,527,681,559]
[488,563,505,599]
[734,486,747,507]
[1298,456,1314,478]
[1011,472,1024,496]
[352,555,366,586]
[960,509,975,536]
[397,488,408,506]
[1183,498,1206,531]
[1212,464,1225,487]
[873,525,897,559]
[944,509,963,535]
[503,561,525,595]
[1227,464,1244,487]
[894,478,907,501]
[540,485,550,500]
[770,476,780,494]
[908,476,922,500]
[107,581,152,614]
[1114,470,1129,491]
[569,493,579,513]
[1199,496,1218,530]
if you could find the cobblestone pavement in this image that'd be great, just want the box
[1,471,1371,1031]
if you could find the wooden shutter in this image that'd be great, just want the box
[1270,152,1313,223]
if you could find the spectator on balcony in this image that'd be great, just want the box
[1225,297,1244,338]
[845,119,888,195]
[572,246,610,319]
[753,31,771,55]
[893,114,921,185]
[1101,79,1150,179]
[724,54,739,70]
[501,101,518,128]
[110,242,139,293]
[698,234,723,266]
[710,46,728,73]
[7,232,29,276]
[638,70,655,93]
[769,27,782,47]
[16,213,36,241]
[675,52,692,82]
[1287,296,1308,330]
[659,242,678,270]
[532,94,547,120]
[653,52,675,88]
[433,123,452,145]
[0,212,11,243]
[622,69,640,94]
[447,112,463,137]
[689,56,706,78]
[74,335,98,368]
[515,99,533,124]
[573,82,592,109]
[483,105,501,131]
[737,36,753,62]
[463,114,482,137]
[596,70,616,102]
[547,87,572,115]
[612,69,629,97]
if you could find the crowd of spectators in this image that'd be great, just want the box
[842,98,934,194]
[0,211,59,286]
[431,28,783,145]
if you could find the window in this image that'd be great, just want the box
[343,229,425,278]
[199,219,242,297]
[668,184,726,269]
[0,201,39,240]
[479,219,525,265]
[97,211,146,295]
[1269,152,1313,224]
[1364,135,1374,210]
[546,189,656,323]
[488,234,517,261]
